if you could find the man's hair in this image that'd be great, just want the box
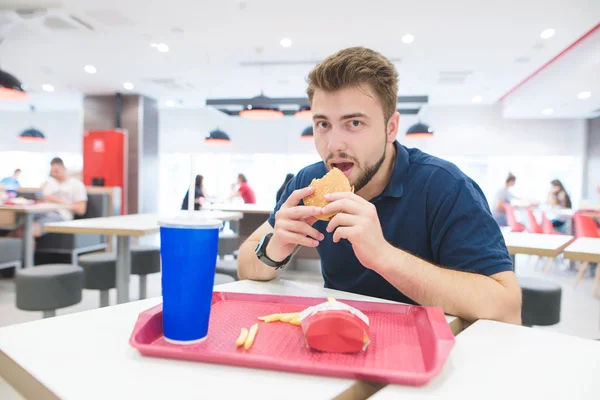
[50,157,64,167]
[238,174,247,183]
[307,47,399,122]
[14,168,21,174]
[506,173,516,184]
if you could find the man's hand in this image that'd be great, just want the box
[267,186,324,262]
[322,192,392,271]
[43,195,66,204]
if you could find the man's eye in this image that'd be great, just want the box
[317,121,329,129]
[350,120,361,128]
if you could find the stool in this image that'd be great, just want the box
[131,245,161,300]
[216,259,238,281]
[78,252,116,307]
[16,264,84,318]
[519,277,562,326]
[214,273,235,286]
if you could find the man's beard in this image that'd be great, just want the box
[352,144,386,193]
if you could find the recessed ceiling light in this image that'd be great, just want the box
[123,82,134,90]
[401,34,415,44]
[165,100,175,107]
[472,95,483,104]
[42,84,54,92]
[542,108,554,115]
[151,43,169,52]
[540,28,555,39]
[280,38,292,48]
[84,65,97,74]
[577,91,591,99]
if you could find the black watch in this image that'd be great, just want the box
[255,233,296,270]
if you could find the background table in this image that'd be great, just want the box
[371,319,600,400]
[44,211,243,304]
[503,232,574,270]
[0,203,68,269]
[0,279,460,400]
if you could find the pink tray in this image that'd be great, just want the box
[129,292,455,386]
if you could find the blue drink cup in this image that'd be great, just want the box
[159,217,223,344]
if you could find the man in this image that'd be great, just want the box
[230,174,256,204]
[238,47,521,324]
[12,158,87,237]
[0,169,22,188]
[492,173,517,227]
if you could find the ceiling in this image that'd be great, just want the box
[0,0,598,118]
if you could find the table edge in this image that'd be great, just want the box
[0,349,59,400]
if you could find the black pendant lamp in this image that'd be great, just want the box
[294,106,312,121]
[406,122,434,139]
[18,105,46,142]
[19,128,46,142]
[300,126,313,140]
[205,128,231,145]
[239,105,284,120]
[0,68,27,100]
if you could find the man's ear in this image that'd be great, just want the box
[387,111,400,143]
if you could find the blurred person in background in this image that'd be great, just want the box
[229,173,256,204]
[181,174,206,210]
[9,158,87,238]
[0,168,22,189]
[492,173,517,226]
[276,173,295,203]
[546,179,572,233]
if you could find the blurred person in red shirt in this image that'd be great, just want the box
[230,174,256,204]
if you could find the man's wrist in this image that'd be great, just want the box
[371,242,399,274]
[265,237,291,263]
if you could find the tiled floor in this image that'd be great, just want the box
[0,255,598,398]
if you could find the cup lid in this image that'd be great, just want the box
[158,216,223,228]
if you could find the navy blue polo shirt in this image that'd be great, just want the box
[268,141,512,305]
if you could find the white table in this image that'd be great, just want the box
[503,232,574,271]
[0,203,68,269]
[44,211,243,304]
[0,279,460,400]
[371,320,600,400]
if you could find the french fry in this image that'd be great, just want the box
[289,315,302,326]
[258,312,298,323]
[258,313,283,322]
[280,313,299,323]
[244,323,259,350]
[327,297,336,302]
[235,328,249,347]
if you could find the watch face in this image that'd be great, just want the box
[255,233,268,256]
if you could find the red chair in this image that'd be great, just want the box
[505,204,526,232]
[525,208,542,234]
[541,212,556,234]
[573,214,600,238]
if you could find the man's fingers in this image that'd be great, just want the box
[278,231,320,247]
[282,186,315,209]
[321,198,363,218]
[278,205,322,220]
[278,220,324,241]
[332,227,353,243]
[326,213,360,233]
[325,191,370,205]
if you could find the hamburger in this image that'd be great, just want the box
[303,167,353,221]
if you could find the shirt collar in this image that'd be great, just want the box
[378,141,409,199]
